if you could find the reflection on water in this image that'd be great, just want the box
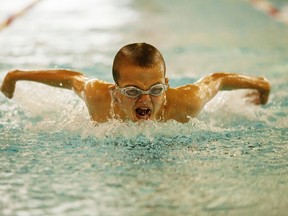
[0,0,288,215]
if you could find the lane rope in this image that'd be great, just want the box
[0,0,42,31]
[249,0,288,25]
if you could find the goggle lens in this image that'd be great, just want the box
[117,83,167,98]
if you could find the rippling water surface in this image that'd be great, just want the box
[0,0,287,215]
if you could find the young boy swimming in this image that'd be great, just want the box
[0,42,270,123]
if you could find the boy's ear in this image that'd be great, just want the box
[108,84,118,102]
[165,78,169,84]
[108,84,116,91]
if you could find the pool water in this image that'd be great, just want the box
[0,0,287,215]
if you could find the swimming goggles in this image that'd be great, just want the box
[116,83,168,98]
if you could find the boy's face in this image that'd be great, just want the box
[113,62,168,122]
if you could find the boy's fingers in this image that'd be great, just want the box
[1,82,14,99]
[245,91,261,105]
[259,90,269,105]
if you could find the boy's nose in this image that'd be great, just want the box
[138,93,151,103]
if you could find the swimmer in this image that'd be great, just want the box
[0,42,270,123]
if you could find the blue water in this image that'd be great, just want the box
[0,0,288,215]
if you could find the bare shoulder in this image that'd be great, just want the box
[84,79,112,90]
[166,84,203,107]
[165,84,204,122]
[83,79,113,100]
[81,79,114,121]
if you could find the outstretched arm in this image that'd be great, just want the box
[194,72,271,106]
[1,69,87,98]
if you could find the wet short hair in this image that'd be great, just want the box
[112,43,166,84]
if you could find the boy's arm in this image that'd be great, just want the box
[194,72,271,106]
[1,69,87,98]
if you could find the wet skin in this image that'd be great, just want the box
[111,63,168,122]
[0,67,270,123]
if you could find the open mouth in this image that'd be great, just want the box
[135,108,152,120]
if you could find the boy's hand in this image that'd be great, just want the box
[257,77,270,105]
[245,91,262,105]
[1,71,17,99]
[245,77,270,105]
